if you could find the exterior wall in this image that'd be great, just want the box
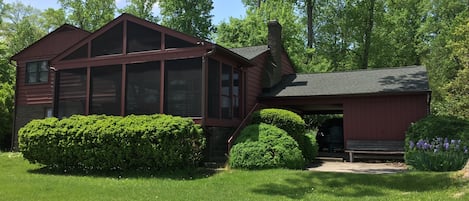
[245,53,268,114]
[343,94,428,141]
[12,104,52,149]
[16,61,55,105]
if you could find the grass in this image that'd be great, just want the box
[1,152,468,201]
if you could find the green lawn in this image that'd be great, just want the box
[1,152,468,201]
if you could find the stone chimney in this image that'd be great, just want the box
[264,20,283,89]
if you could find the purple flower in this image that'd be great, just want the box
[444,137,448,144]
[444,142,450,151]
[450,139,456,144]
[409,141,415,149]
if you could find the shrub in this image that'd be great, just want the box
[19,114,205,171]
[251,108,306,139]
[405,137,469,171]
[301,130,319,162]
[251,108,317,161]
[229,123,304,169]
[406,115,469,147]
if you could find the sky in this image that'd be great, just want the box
[4,0,247,25]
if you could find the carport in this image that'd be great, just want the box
[259,66,431,144]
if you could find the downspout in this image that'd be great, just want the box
[9,59,18,151]
[50,66,58,117]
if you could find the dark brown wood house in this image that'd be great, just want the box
[10,13,430,161]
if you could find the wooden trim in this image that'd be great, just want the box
[53,47,209,69]
[85,66,90,115]
[159,60,165,113]
[120,64,126,116]
[201,56,207,126]
[123,20,127,55]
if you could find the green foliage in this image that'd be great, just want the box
[119,0,159,23]
[58,0,116,32]
[229,123,304,169]
[216,0,306,71]
[251,108,306,139]
[0,83,13,150]
[405,137,468,171]
[405,115,469,147]
[18,114,205,170]
[160,0,214,39]
[301,130,319,162]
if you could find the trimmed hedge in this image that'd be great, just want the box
[405,115,469,148]
[229,123,305,169]
[252,108,306,139]
[251,108,318,161]
[404,115,469,171]
[19,114,205,170]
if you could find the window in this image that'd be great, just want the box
[165,58,202,117]
[126,61,160,115]
[221,64,232,119]
[26,61,49,84]
[63,44,88,60]
[165,35,195,49]
[233,70,240,118]
[57,68,87,118]
[90,65,122,115]
[91,22,123,57]
[208,59,220,118]
[127,21,161,53]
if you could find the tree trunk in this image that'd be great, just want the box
[306,0,315,49]
[362,0,375,69]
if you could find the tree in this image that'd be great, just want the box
[216,0,306,71]
[119,0,159,23]
[58,0,116,32]
[39,8,67,32]
[159,0,214,39]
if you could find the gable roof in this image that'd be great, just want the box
[263,66,430,97]
[51,13,213,63]
[230,45,269,60]
[11,24,90,61]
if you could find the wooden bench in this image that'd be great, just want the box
[345,140,404,162]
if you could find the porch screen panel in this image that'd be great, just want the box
[126,61,160,115]
[127,21,161,53]
[221,64,232,119]
[165,35,195,49]
[91,22,123,57]
[208,59,220,118]
[90,65,122,115]
[164,58,202,117]
[57,68,87,118]
[233,70,240,118]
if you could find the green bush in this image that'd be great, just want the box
[405,137,468,171]
[406,115,469,147]
[301,130,319,162]
[19,114,205,170]
[251,108,306,139]
[251,108,318,162]
[229,123,304,169]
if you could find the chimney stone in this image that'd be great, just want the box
[264,20,283,89]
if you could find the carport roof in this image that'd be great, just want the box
[263,66,430,97]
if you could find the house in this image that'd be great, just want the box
[10,13,430,161]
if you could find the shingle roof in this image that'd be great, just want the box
[230,45,269,60]
[263,66,430,97]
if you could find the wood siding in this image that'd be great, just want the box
[260,93,429,142]
[14,27,89,106]
[280,51,295,75]
[343,94,428,141]
[245,53,267,114]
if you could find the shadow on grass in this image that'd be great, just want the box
[251,171,463,199]
[27,166,218,180]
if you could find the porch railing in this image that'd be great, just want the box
[227,103,262,152]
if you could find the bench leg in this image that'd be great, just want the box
[349,152,354,162]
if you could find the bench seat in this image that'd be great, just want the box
[345,140,404,162]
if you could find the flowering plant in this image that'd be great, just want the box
[405,137,468,171]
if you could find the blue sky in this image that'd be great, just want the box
[4,0,246,24]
